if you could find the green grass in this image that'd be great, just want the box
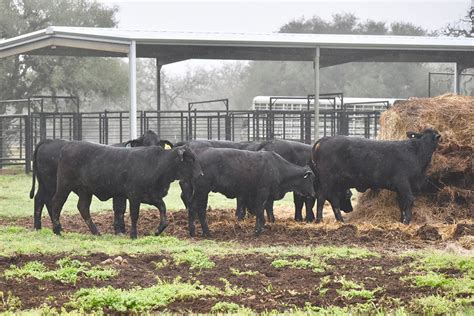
[172,249,215,270]
[335,276,380,300]
[402,271,474,296]
[0,226,382,260]
[405,250,474,278]
[4,257,118,284]
[312,246,380,259]
[0,291,22,312]
[211,302,253,314]
[0,173,294,218]
[410,295,472,315]
[67,279,221,312]
[230,267,259,276]
[271,257,328,273]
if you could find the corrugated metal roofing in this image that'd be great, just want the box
[1,26,473,66]
[2,26,474,50]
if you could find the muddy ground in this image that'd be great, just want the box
[0,251,449,313]
[1,208,472,313]
[1,208,472,251]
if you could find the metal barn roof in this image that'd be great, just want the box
[1,26,473,67]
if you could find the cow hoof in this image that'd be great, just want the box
[294,217,303,222]
[315,219,322,224]
[155,224,169,236]
[202,232,212,239]
[254,228,264,236]
[53,226,62,235]
[305,217,315,223]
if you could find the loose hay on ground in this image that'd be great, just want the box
[351,94,473,225]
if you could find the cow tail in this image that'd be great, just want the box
[310,138,323,176]
[29,140,42,199]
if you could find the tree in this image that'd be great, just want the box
[235,13,432,107]
[442,5,473,37]
[0,0,128,113]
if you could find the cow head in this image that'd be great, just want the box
[293,168,316,198]
[340,189,353,213]
[407,128,441,150]
[126,130,174,149]
[176,145,204,180]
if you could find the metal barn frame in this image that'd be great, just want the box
[1,27,474,140]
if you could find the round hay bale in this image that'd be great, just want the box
[349,94,474,224]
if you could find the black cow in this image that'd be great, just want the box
[176,139,260,150]
[311,128,441,224]
[30,130,173,234]
[182,148,315,237]
[238,139,353,223]
[50,142,201,238]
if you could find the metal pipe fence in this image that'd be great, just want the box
[0,106,385,172]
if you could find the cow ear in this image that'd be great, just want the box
[406,132,421,139]
[435,134,441,140]
[303,170,312,179]
[160,140,174,149]
[177,147,185,161]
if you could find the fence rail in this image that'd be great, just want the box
[0,107,384,172]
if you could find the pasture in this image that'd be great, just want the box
[0,168,472,314]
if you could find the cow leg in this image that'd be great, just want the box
[254,206,266,236]
[50,188,70,235]
[315,196,325,223]
[187,205,197,237]
[328,196,344,222]
[77,193,100,236]
[196,195,211,238]
[179,180,192,209]
[112,197,127,235]
[396,182,414,224]
[154,199,169,236]
[33,188,46,230]
[293,192,304,221]
[304,197,316,222]
[265,200,275,223]
[129,200,141,239]
[235,197,246,221]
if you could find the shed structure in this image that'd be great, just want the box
[1,26,473,139]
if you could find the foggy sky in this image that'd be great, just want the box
[100,0,472,74]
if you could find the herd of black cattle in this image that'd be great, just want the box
[29,128,441,238]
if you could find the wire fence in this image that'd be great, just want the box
[0,97,388,172]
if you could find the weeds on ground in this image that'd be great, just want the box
[4,257,118,284]
[402,271,473,297]
[335,276,380,300]
[230,267,259,276]
[312,246,380,259]
[410,295,471,315]
[172,249,215,270]
[0,291,22,312]
[67,278,220,312]
[405,250,474,277]
[271,257,328,273]
[153,259,169,270]
[219,278,248,296]
[211,302,253,314]
[316,275,331,297]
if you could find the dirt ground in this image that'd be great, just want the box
[1,208,472,313]
[0,251,448,313]
[1,208,472,252]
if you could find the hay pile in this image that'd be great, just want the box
[349,94,473,224]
